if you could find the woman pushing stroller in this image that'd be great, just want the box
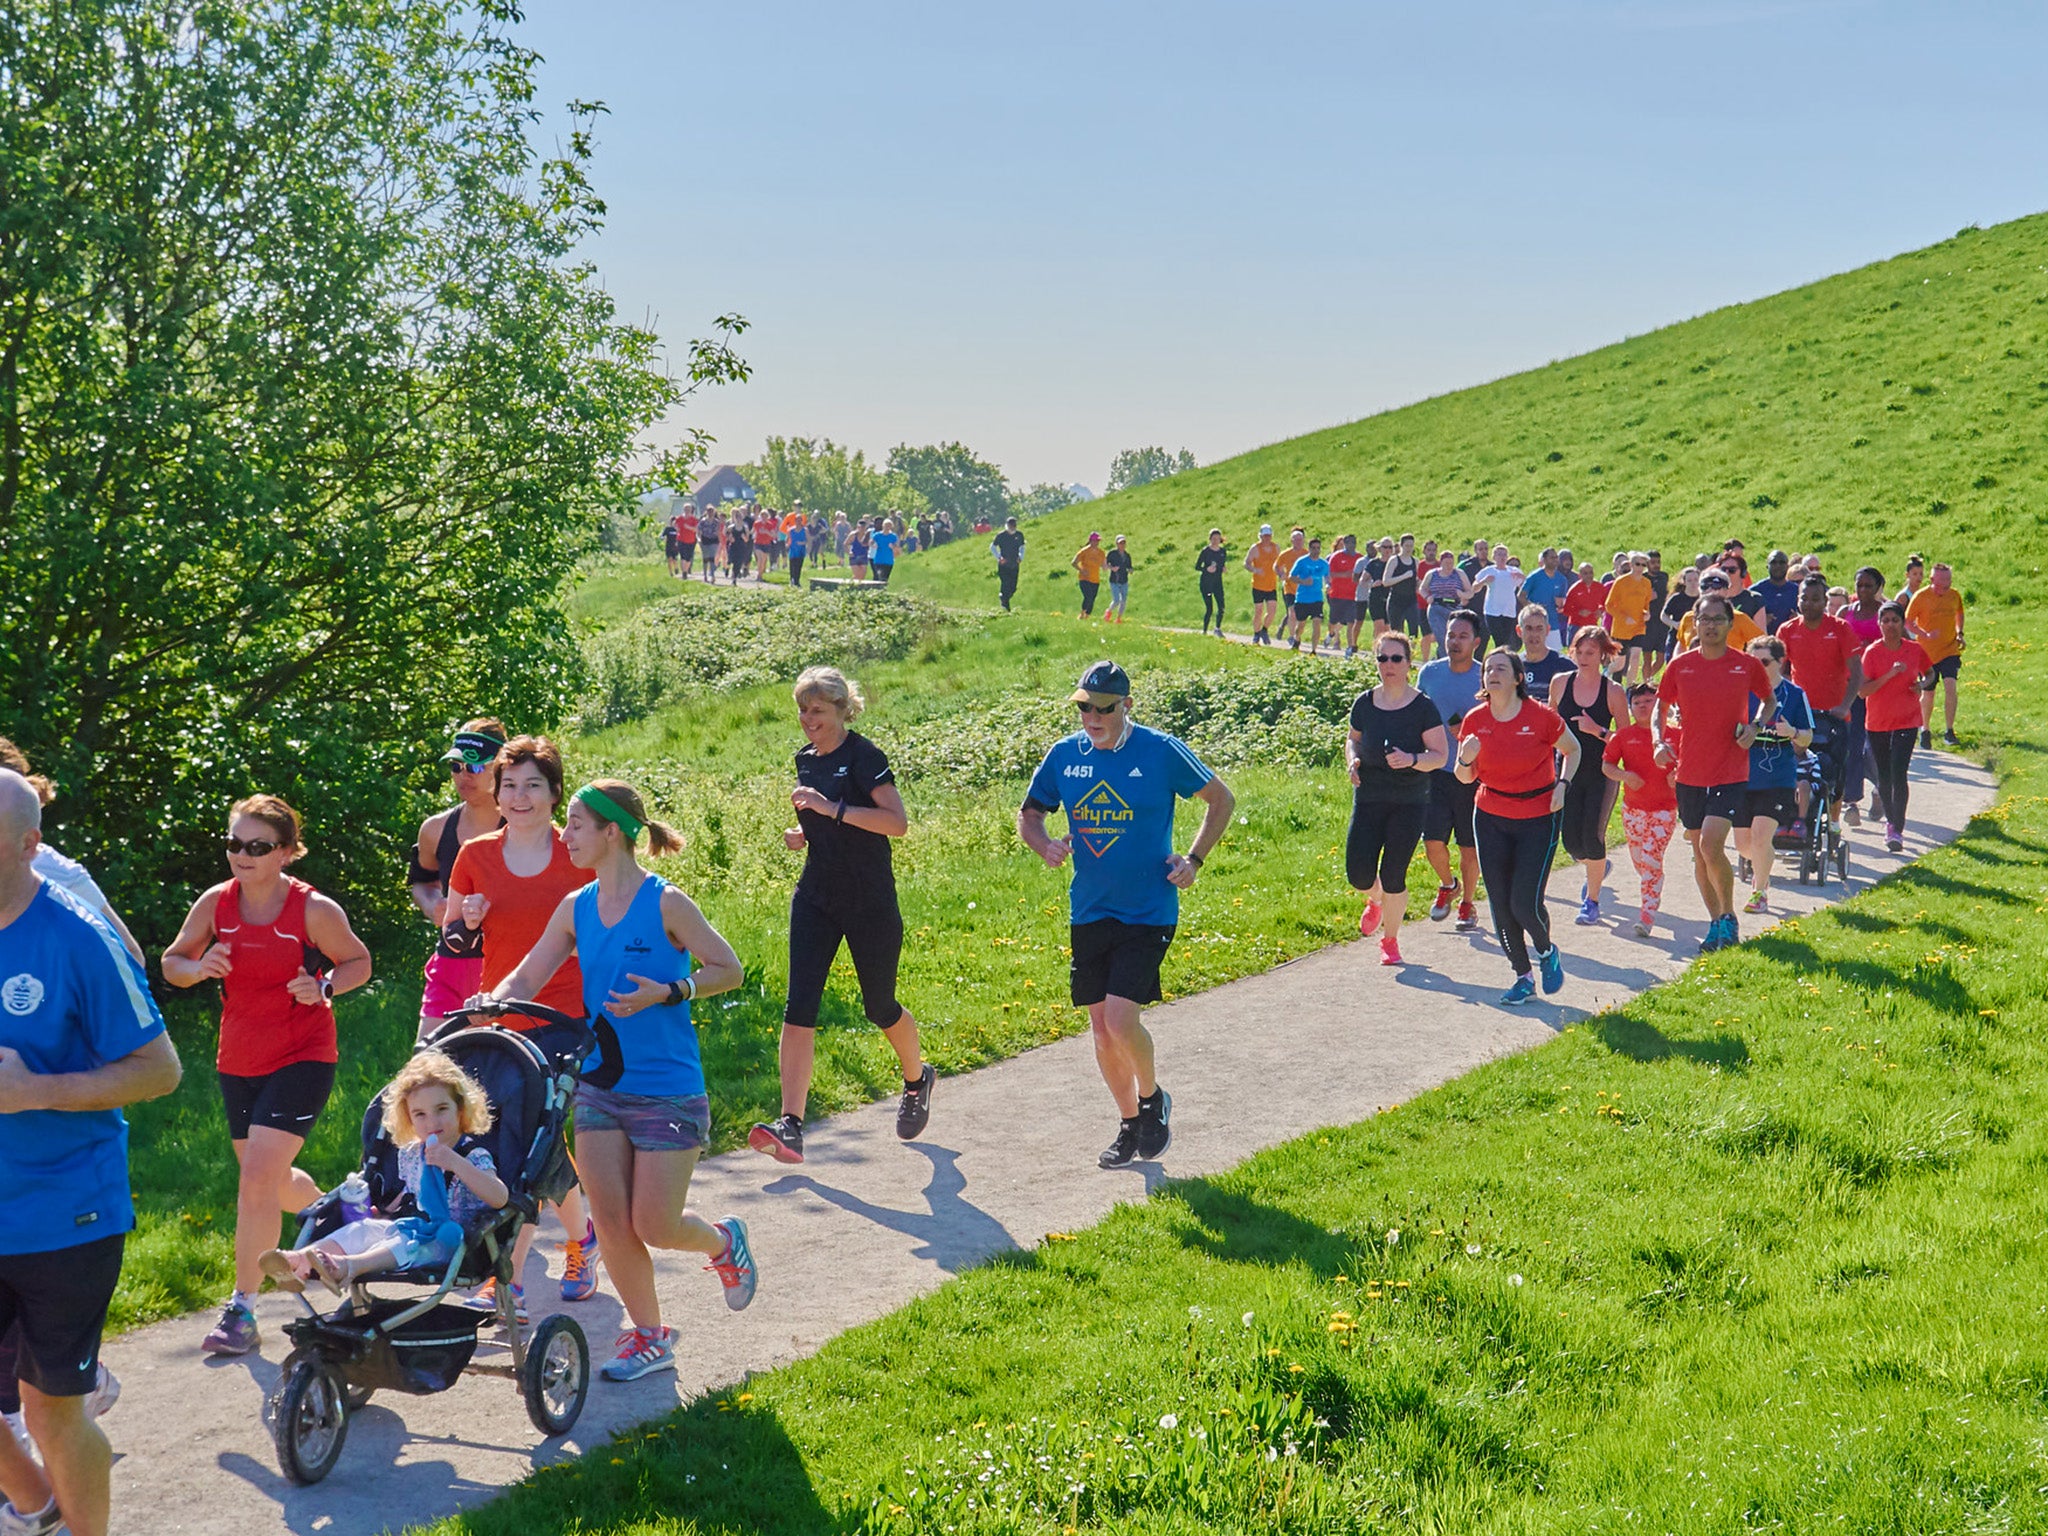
[475,778,758,1383]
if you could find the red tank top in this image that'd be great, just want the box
[213,877,338,1075]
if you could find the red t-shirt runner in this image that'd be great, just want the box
[213,877,338,1076]
[1326,549,1361,602]
[1563,579,1607,628]
[447,829,593,1024]
[1656,649,1773,787]
[1860,639,1933,733]
[1778,613,1856,714]
[676,512,699,545]
[1602,723,1678,812]
[1459,701,1567,819]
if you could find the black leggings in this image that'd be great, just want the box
[1078,579,1099,614]
[1346,795,1426,894]
[1201,578,1225,628]
[1867,727,1916,829]
[1475,808,1560,977]
[998,564,1019,608]
[785,891,904,1029]
[1558,755,1615,864]
[789,553,805,586]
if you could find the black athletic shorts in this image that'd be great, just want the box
[1675,780,1746,831]
[676,541,696,561]
[784,891,904,1029]
[1070,918,1176,1008]
[1387,598,1423,636]
[1367,589,1388,621]
[1931,654,1961,679]
[1294,599,1324,620]
[0,1233,125,1396]
[1743,786,1799,826]
[1423,773,1478,848]
[218,1058,336,1142]
[1327,597,1358,626]
[1621,634,1654,654]
[1251,587,1278,605]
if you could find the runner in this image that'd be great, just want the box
[848,519,872,582]
[786,515,810,589]
[481,778,757,1383]
[1750,551,1801,633]
[1326,535,1363,658]
[1362,537,1389,641]
[1733,634,1813,916]
[1417,613,1486,931]
[1603,551,1656,685]
[1894,554,1926,609]
[1421,552,1472,657]
[729,509,756,584]
[1515,604,1573,700]
[1018,662,1234,1169]
[1275,528,1308,647]
[1345,633,1448,965]
[1778,574,1862,834]
[1244,524,1281,645]
[1602,684,1679,936]
[1287,538,1330,654]
[1675,571,1763,651]
[752,508,776,582]
[447,735,600,1315]
[1105,535,1133,624]
[408,721,507,1038]
[1906,561,1965,747]
[1519,548,1571,650]
[1653,594,1777,952]
[161,795,373,1355]
[751,668,933,1165]
[1380,533,1424,658]
[1561,561,1606,647]
[674,506,700,581]
[991,517,1026,613]
[1640,550,1672,678]
[1193,528,1229,636]
[869,518,900,586]
[697,508,723,586]
[1454,651,1577,1005]
[1469,544,1524,648]
[662,515,682,578]
[1547,630,1626,926]
[1072,532,1107,618]
[1659,564,1700,666]
[1858,603,1932,853]
[0,770,181,1536]
[1840,566,1887,825]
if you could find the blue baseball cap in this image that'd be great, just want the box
[1070,660,1131,703]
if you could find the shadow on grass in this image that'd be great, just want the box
[1747,935,1980,1015]
[1164,1179,1353,1277]
[1883,862,2030,908]
[1826,906,1976,946]
[1593,1012,1751,1071]
[444,1398,840,1536]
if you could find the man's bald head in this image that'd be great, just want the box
[0,769,41,841]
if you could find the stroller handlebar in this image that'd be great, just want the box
[425,998,587,1043]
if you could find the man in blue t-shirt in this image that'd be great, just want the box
[1518,548,1572,645]
[1020,663,1235,1170]
[1286,538,1332,655]
[1415,611,1487,930]
[0,770,181,1536]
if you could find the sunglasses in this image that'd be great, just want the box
[224,837,284,857]
[1374,653,1409,664]
[1074,701,1121,716]
[447,759,493,776]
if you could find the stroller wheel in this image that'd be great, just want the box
[523,1313,590,1438]
[273,1355,350,1485]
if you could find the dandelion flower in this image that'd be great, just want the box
[1386,1229,1401,1246]
[1188,1305,1203,1319]
[1510,1273,1524,1286]
[1466,1243,1482,1256]
[1242,1311,1256,1327]
[1158,1413,1178,1430]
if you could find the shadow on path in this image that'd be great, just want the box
[765,1144,1019,1273]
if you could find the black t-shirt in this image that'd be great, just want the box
[1661,591,1695,631]
[1731,587,1766,620]
[1349,689,1444,804]
[1460,555,1486,578]
[1385,553,1419,605]
[1195,545,1229,581]
[992,529,1025,565]
[1106,549,1132,584]
[794,731,897,909]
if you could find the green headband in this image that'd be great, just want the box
[574,784,643,842]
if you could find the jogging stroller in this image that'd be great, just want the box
[267,1000,595,1484]
[1788,715,1850,887]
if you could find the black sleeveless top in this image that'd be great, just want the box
[1556,673,1614,781]
[433,806,502,959]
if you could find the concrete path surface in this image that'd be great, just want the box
[98,750,1995,1535]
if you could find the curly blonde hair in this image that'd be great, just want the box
[381,1049,494,1145]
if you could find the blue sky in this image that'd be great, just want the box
[518,2,2048,491]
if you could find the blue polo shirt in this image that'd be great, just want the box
[1289,557,1330,604]
[1025,724,1213,927]
[1748,678,1814,790]
[1520,567,1571,630]
[0,881,167,1255]
[1416,657,1486,775]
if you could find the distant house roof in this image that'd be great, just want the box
[687,464,756,503]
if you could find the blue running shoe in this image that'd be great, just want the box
[707,1217,758,1311]
[1538,946,1565,995]
[599,1326,676,1383]
[1500,975,1538,1007]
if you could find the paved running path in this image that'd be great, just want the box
[100,750,1994,1535]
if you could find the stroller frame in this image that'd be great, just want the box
[267,1000,597,1484]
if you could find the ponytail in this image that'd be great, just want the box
[574,777,686,858]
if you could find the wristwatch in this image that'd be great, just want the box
[319,975,334,1003]
[665,977,697,1006]
[1185,853,1204,869]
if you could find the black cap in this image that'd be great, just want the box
[1070,661,1131,704]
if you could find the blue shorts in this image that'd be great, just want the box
[575,1083,712,1152]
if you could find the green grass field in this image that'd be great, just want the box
[410,216,2048,1532]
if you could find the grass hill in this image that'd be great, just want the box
[899,214,2048,620]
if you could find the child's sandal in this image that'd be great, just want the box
[258,1249,305,1293]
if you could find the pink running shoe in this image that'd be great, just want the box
[1379,937,1402,966]
[1358,900,1382,938]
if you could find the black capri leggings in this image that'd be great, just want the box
[1346,795,1426,894]
[1200,577,1225,628]
[1558,755,1616,864]
[785,891,905,1029]
[1867,726,1916,830]
[1475,808,1561,977]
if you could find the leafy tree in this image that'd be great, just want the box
[0,0,743,939]
[744,437,927,522]
[1107,446,1198,493]
[1009,482,1081,520]
[887,441,1010,525]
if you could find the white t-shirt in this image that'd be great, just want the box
[33,843,110,910]
[1472,564,1525,618]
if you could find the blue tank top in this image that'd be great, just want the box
[572,876,704,1098]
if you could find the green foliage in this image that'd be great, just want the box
[1008,481,1082,520]
[744,435,927,520]
[888,441,1011,525]
[0,0,738,942]
[1107,444,1199,493]
[574,587,952,729]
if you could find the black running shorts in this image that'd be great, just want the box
[0,1233,125,1396]
[1423,773,1478,848]
[1069,918,1176,1008]
[218,1059,336,1142]
[1676,780,1746,831]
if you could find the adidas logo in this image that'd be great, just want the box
[1129,767,1144,777]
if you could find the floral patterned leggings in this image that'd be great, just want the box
[1621,804,1678,920]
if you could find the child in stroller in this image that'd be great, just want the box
[260,1050,507,1294]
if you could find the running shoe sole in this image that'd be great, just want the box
[748,1122,804,1164]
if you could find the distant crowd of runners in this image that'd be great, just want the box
[3,511,1968,1532]
[661,499,971,587]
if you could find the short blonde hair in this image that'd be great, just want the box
[382,1050,494,1145]
[793,666,864,722]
